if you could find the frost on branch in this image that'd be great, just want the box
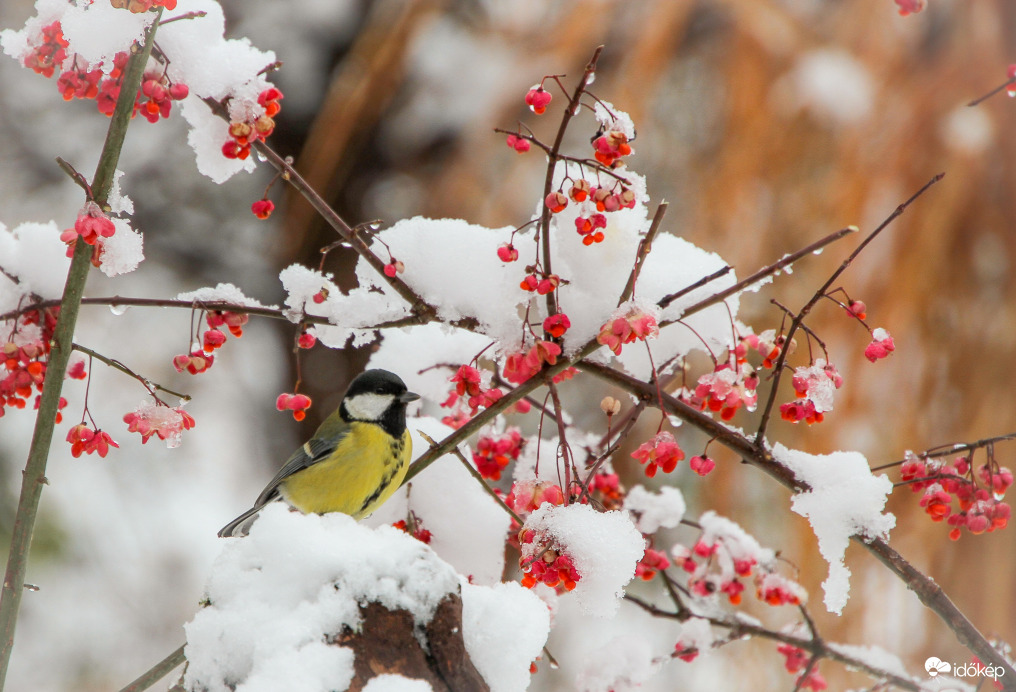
[186,505,547,692]
[773,443,896,614]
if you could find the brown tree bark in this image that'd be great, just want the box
[336,591,488,692]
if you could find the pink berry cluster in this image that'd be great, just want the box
[506,480,565,515]
[596,305,659,355]
[630,431,684,478]
[503,340,563,384]
[472,428,524,481]
[671,531,805,608]
[592,129,633,168]
[518,526,581,592]
[446,364,503,413]
[634,547,671,581]
[123,404,195,444]
[901,453,1012,539]
[519,271,559,294]
[58,202,118,268]
[66,423,118,458]
[777,644,827,691]
[779,359,842,425]
[2,309,62,419]
[173,310,250,378]
[893,0,926,16]
[520,541,580,592]
[23,21,67,78]
[542,313,571,338]
[686,361,759,422]
[25,23,190,125]
[863,327,895,362]
[525,86,552,114]
[137,71,189,123]
[251,199,275,220]
[222,88,283,161]
[544,179,637,246]
[276,392,312,422]
[589,470,624,510]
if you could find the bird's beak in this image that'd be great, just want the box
[400,391,421,403]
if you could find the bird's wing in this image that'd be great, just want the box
[217,418,351,538]
[252,427,350,508]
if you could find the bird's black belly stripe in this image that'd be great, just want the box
[357,439,406,513]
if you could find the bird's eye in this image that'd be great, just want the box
[375,387,386,394]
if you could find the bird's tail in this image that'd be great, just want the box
[217,504,266,538]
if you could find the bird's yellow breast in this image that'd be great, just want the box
[279,423,412,519]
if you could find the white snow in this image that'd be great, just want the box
[0,221,70,304]
[460,579,549,692]
[98,218,143,278]
[575,634,659,692]
[61,3,152,68]
[828,642,909,679]
[624,485,686,534]
[523,503,644,617]
[773,443,896,614]
[362,676,433,692]
[177,282,274,308]
[186,504,547,692]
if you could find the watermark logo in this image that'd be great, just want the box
[925,656,1005,683]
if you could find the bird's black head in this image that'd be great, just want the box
[339,369,420,437]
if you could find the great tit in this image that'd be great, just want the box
[218,369,420,537]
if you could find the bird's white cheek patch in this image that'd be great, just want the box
[344,393,394,421]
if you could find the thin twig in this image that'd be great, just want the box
[417,431,523,526]
[617,202,668,306]
[158,10,207,25]
[755,175,943,443]
[117,644,186,692]
[72,343,190,402]
[662,226,857,325]
[657,265,732,309]
[870,431,1016,472]
[624,595,918,689]
[967,76,1016,107]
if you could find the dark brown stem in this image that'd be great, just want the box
[657,266,732,310]
[617,202,668,306]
